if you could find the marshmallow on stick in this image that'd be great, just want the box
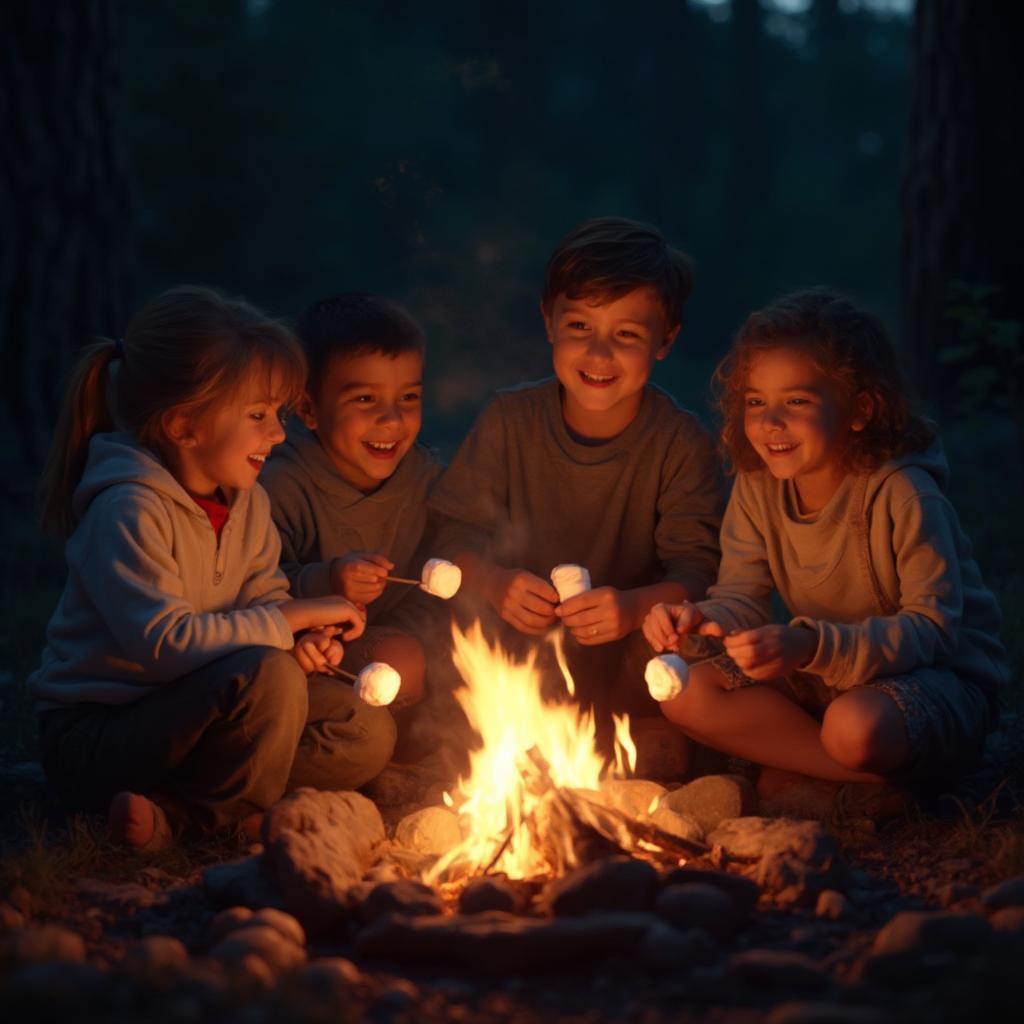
[323,661,402,707]
[385,558,463,599]
[550,564,591,602]
[419,558,462,599]
[644,654,689,702]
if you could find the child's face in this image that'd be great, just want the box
[300,349,423,492]
[167,369,288,499]
[743,346,866,510]
[544,286,678,440]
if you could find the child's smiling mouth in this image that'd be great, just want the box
[764,442,798,455]
[579,369,617,387]
[363,439,401,460]
[247,453,268,470]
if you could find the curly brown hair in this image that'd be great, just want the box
[713,289,934,474]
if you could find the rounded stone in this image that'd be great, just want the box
[11,924,87,965]
[210,924,306,975]
[815,890,852,921]
[394,806,462,856]
[656,883,740,942]
[123,935,190,972]
[599,779,667,820]
[647,807,705,844]
[362,880,443,921]
[661,774,757,835]
[208,906,254,943]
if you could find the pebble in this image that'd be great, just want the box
[981,875,1024,911]
[660,866,762,917]
[989,905,1024,934]
[646,807,705,845]
[9,923,87,964]
[758,850,851,907]
[458,876,529,915]
[709,817,838,864]
[362,880,444,921]
[815,890,852,921]
[656,883,741,942]
[870,910,993,956]
[210,923,306,975]
[638,922,721,972]
[122,934,190,972]
[730,948,833,994]
[934,880,980,907]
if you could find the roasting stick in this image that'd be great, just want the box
[383,575,420,586]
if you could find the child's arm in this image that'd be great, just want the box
[789,492,971,691]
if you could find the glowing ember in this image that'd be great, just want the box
[425,622,642,886]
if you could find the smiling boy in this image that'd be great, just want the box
[262,294,442,712]
[428,218,723,763]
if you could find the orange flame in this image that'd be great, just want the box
[425,621,635,885]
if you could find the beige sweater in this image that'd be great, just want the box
[698,442,1009,693]
[428,378,723,596]
[30,433,293,709]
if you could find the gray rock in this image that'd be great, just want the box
[981,875,1024,911]
[355,910,656,973]
[210,923,306,975]
[8,924,87,965]
[544,855,658,916]
[0,901,26,929]
[202,856,283,910]
[122,935,190,972]
[757,850,852,907]
[362,880,444,921]
[1,962,105,1003]
[767,1001,898,1024]
[458,876,530,915]
[857,910,994,989]
[393,806,461,856]
[708,817,837,864]
[990,906,1024,933]
[646,807,705,845]
[656,883,742,942]
[815,890,852,921]
[75,878,165,911]
[729,948,833,994]
[934,881,980,907]
[871,910,993,956]
[242,907,306,948]
[262,789,385,934]
[660,866,762,917]
[637,923,721,972]
[600,779,667,820]
[209,906,255,943]
[660,774,758,835]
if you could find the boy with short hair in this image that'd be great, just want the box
[428,217,723,768]
[262,293,442,711]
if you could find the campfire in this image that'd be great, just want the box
[424,622,706,890]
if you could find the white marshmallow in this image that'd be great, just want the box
[644,654,689,702]
[420,558,462,599]
[550,564,591,602]
[354,662,402,707]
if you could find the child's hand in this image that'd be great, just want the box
[330,552,393,607]
[642,601,725,652]
[488,567,560,636]
[279,596,366,640]
[292,627,344,675]
[723,624,817,680]
[556,586,636,646]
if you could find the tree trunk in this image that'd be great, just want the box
[902,1,1024,401]
[0,0,132,483]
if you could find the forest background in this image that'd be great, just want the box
[0,0,1021,758]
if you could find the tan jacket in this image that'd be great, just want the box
[698,441,1009,693]
[31,433,293,709]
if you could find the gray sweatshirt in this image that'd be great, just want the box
[427,378,723,596]
[261,422,443,624]
[31,433,293,709]
[698,441,1009,693]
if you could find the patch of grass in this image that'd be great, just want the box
[0,803,251,907]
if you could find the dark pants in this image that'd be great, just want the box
[38,646,396,831]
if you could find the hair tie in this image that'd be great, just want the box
[113,337,125,360]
